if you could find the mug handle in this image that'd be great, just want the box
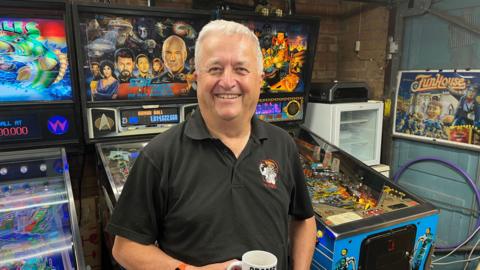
[226,261,242,270]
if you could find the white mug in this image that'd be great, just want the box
[227,250,277,270]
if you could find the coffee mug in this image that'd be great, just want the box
[227,250,277,270]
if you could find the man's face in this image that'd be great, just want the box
[466,88,476,99]
[91,64,100,76]
[116,56,134,81]
[117,31,129,46]
[195,33,263,124]
[163,39,187,73]
[117,56,134,74]
[137,57,150,74]
[426,103,441,119]
[138,26,148,39]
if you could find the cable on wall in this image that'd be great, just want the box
[392,156,480,251]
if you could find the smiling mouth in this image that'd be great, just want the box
[215,94,241,99]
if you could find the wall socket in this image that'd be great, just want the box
[355,40,361,52]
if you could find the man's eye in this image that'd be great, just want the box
[236,67,249,74]
[208,67,222,73]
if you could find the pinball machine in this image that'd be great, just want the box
[218,11,439,270]
[296,130,438,270]
[72,2,210,259]
[0,0,85,269]
[0,148,84,270]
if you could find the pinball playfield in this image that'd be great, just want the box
[295,127,438,270]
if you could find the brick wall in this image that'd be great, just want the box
[310,16,339,81]
[294,0,390,100]
[337,3,389,100]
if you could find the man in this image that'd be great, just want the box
[155,35,189,83]
[136,54,152,79]
[115,48,136,83]
[153,35,194,96]
[137,22,149,40]
[114,48,143,99]
[448,83,478,126]
[89,62,102,97]
[90,62,102,81]
[108,20,316,270]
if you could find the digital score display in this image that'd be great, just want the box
[255,98,303,122]
[0,115,41,142]
[120,107,180,127]
[256,102,282,115]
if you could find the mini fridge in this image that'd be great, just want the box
[304,101,383,165]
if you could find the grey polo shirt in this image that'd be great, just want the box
[107,110,314,269]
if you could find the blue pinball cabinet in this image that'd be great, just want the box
[0,148,84,269]
[294,127,439,270]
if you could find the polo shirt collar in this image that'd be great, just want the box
[185,109,269,142]
[184,109,212,140]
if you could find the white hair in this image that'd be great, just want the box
[194,19,263,73]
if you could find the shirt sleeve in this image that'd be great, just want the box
[288,140,314,220]
[106,151,164,245]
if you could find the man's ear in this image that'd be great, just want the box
[193,71,198,81]
[260,72,265,83]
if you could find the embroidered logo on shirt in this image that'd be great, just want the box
[259,159,279,189]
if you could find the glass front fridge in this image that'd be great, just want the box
[0,148,84,270]
[304,101,384,166]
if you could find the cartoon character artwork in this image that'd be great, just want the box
[447,83,479,126]
[0,34,67,88]
[393,71,480,147]
[259,159,279,189]
[423,97,447,139]
[247,20,308,93]
[410,227,434,270]
[335,248,356,270]
[0,19,72,102]
[395,98,411,133]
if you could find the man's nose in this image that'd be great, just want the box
[219,68,236,89]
